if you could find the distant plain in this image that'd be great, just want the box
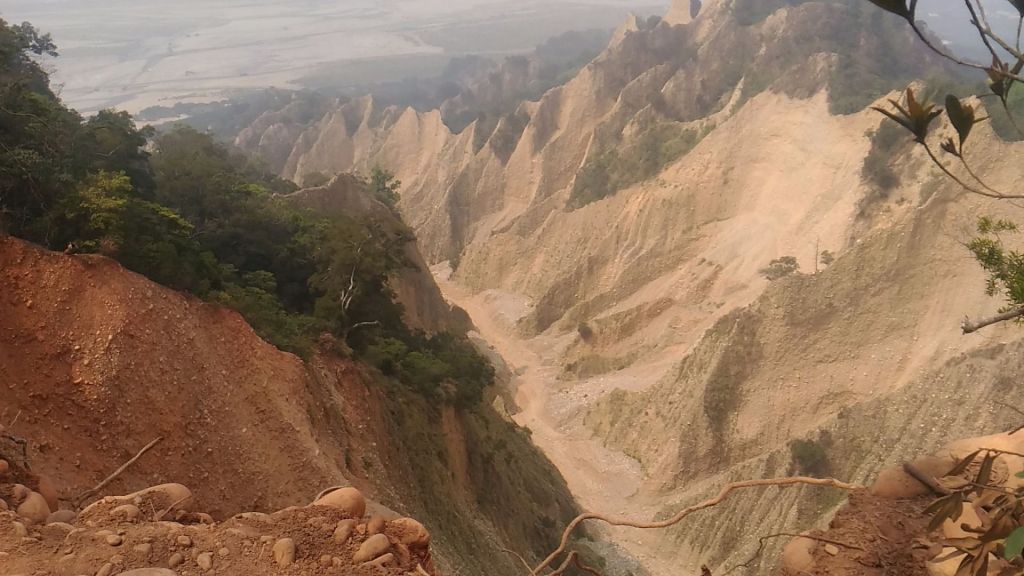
[2,0,667,113]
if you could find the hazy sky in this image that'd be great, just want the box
[1,0,667,113]
[2,0,1018,114]
[922,1,1023,61]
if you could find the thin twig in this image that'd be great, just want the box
[957,153,1007,199]
[998,402,1024,419]
[73,437,163,508]
[548,552,580,576]
[923,143,1024,200]
[995,402,1024,435]
[153,494,193,521]
[572,555,603,576]
[722,532,865,575]
[961,307,1024,334]
[1017,16,1023,53]
[978,446,1024,460]
[529,476,861,575]
[964,481,1017,495]
[903,462,951,496]
[963,0,1002,65]
[973,0,1024,65]
[907,22,1022,82]
[548,551,605,576]
[502,548,533,573]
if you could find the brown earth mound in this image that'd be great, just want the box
[0,234,580,576]
[780,431,1024,576]
[0,233,344,517]
[778,490,932,576]
[0,452,438,575]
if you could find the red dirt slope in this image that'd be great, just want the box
[0,234,354,516]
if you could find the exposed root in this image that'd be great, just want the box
[722,532,865,575]
[153,494,193,521]
[529,476,861,575]
[73,436,163,508]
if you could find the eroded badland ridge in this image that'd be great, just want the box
[6,0,1024,574]
[235,0,1024,573]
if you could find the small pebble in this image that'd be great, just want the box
[168,552,184,567]
[366,515,386,535]
[105,534,123,546]
[197,551,213,570]
[272,538,296,567]
[353,534,390,563]
[176,535,192,547]
[333,519,357,543]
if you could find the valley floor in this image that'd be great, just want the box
[433,268,682,576]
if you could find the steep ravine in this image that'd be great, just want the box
[0,235,579,576]
[433,271,673,574]
[232,0,1024,573]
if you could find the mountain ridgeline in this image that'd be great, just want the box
[6,0,1024,575]
[234,0,1024,573]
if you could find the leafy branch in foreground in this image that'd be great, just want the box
[863,0,1024,332]
[915,448,1024,576]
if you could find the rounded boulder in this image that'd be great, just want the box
[36,476,59,513]
[367,515,386,535]
[273,538,296,567]
[391,518,430,549]
[46,510,77,524]
[780,534,816,573]
[353,533,391,563]
[312,487,366,519]
[17,491,51,525]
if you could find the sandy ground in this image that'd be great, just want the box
[433,268,679,575]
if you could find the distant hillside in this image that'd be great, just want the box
[231,0,1024,573]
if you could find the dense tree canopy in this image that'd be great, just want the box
[0,18,492,405]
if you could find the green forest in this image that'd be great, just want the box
[0,19,492,406]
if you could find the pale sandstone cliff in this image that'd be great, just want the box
[234,0,1023,573]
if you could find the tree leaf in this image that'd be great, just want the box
[974,453,996,495]
[872,106,914,134]
[866,0,912,19]
[947,450,982,477]
[945,95,974,149]
[927,493,964,532]
[954,554,974,576]
[1005,528,1024,560]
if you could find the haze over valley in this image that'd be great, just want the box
[2,0,667,113]
[4,1,1024,576]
